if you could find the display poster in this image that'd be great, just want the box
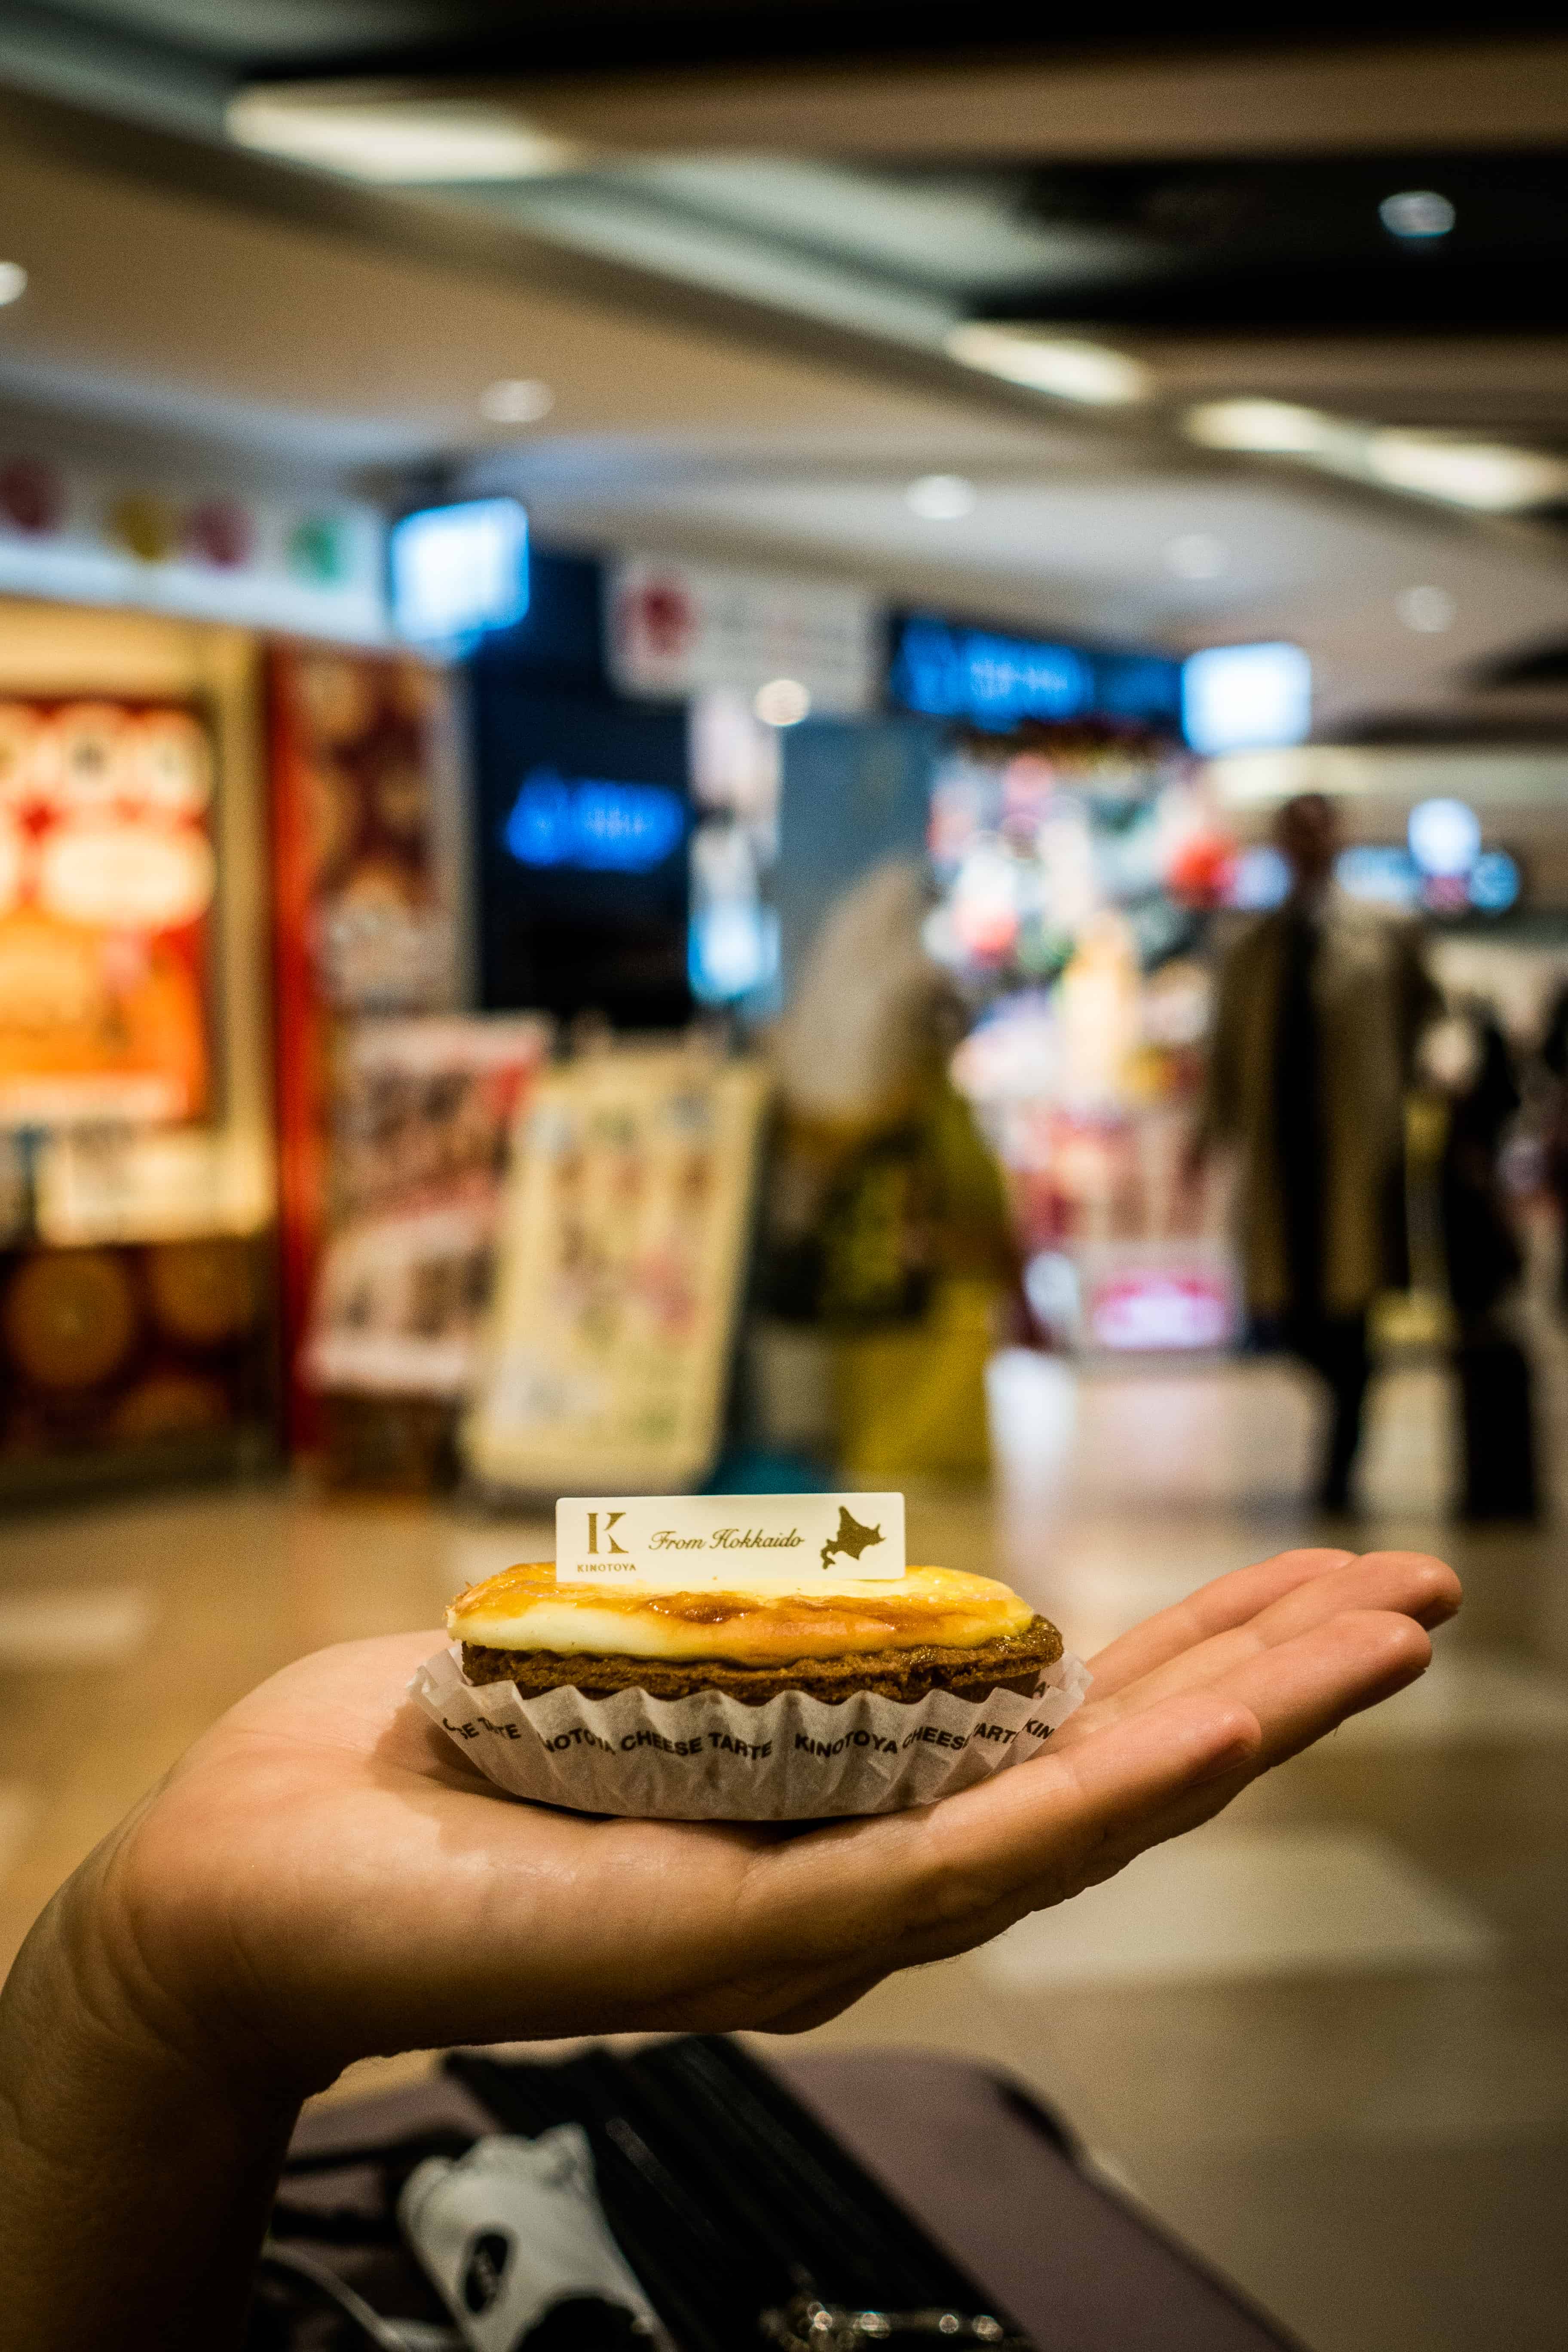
[0,697,214,1126]
[463,1046,770,1496]
[302,1015,549,1400]
[267,646,459,1442]
[608,556,878,716]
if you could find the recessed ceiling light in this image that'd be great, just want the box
[1164,532,1228,580]
[753,677,811,727]
[0,262,28,307]
[1367,431,1568,512]
[1395,584,1456,633]
[1379,189,1455,241]
[1184,399,1334,455]
[906,473,976,521]
[480,378,554,426]
[227,92,581,182]
[944,324,1150,407]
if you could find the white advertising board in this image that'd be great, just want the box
[607,556,879,716]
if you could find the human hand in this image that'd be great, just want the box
[0,1543,1458,2350]
[74,1542,1458,2087]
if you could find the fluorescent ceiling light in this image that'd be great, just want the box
[227,92,582,182]
[1164,531,1227,580]
[1366,431,1568,512]
[945,324,1149,406]
[1185,399,1334,455]
[1188,398,1568,517]
[1394,584,1455,634]
[1379,189,1455,241]
[0,262,27,306]
[480,378,555,426]
[906,473,976,520]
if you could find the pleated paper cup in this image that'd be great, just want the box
[410,1644,1090,1821]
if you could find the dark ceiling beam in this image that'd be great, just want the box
[242,34,1568,161]
[0,58,1564,564]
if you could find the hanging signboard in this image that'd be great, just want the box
[608,556,879,717]
[0,450,386,640]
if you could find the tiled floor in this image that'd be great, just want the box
[2,1335,1567,2352]
[975,1826,1498,1988]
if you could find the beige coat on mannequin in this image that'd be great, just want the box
[1202,896,1439,1319]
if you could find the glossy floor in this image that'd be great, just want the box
[2,1342,1566,2352]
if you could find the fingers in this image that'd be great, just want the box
[1065,1604,1433,1888]
[739,1684,1263,1983]
[1058,1550,1458,1745]
[1084,1548,1357,1696]
[1212,1602,1433,1766]
[829,1602,1432,1978]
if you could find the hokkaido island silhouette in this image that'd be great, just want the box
[820,1506,884,1572]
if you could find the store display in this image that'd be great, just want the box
[268,645,461,1442]
[301,1017,548,1493]
[688,688,782,1009]
[0,1232,270,1482]
[0,696,213,1126]
[927,725,1240,1351]
[462,1044,770,1496]
[471,676,691,1029]
[756,858,1020,1476]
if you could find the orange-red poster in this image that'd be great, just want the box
[267,646,457,1447]
[0,698,212,1124]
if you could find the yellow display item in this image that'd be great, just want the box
[834,1275,998,1481]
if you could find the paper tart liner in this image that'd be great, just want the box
[410,1642,1091,1820]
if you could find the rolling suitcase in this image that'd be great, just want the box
[257,2037,1305,2351]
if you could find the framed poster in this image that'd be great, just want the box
[463,1044,770,1496]
[300,1014,550,1401]
[0,696,214,1126]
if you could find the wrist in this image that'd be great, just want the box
[0,1839,305,2352]
[3,1833,306,2157]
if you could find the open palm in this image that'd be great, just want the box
[103,1544,1458,2089]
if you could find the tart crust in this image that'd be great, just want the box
[461,1615,1062,1707]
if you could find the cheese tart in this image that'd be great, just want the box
[449,1561,1062,1706]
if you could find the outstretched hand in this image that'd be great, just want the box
[0,1541,1459,2352]
[91,1542,1458,2083]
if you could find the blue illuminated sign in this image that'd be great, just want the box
[891,618,1091,728]
[889,615,1182,732]
[502,767,685,873]
[1468,850,1520,914]
[390,497,529,648]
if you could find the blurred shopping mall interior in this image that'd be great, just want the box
[1,9,1568,2349]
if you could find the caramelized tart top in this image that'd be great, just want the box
[447,1559,1047,1664]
